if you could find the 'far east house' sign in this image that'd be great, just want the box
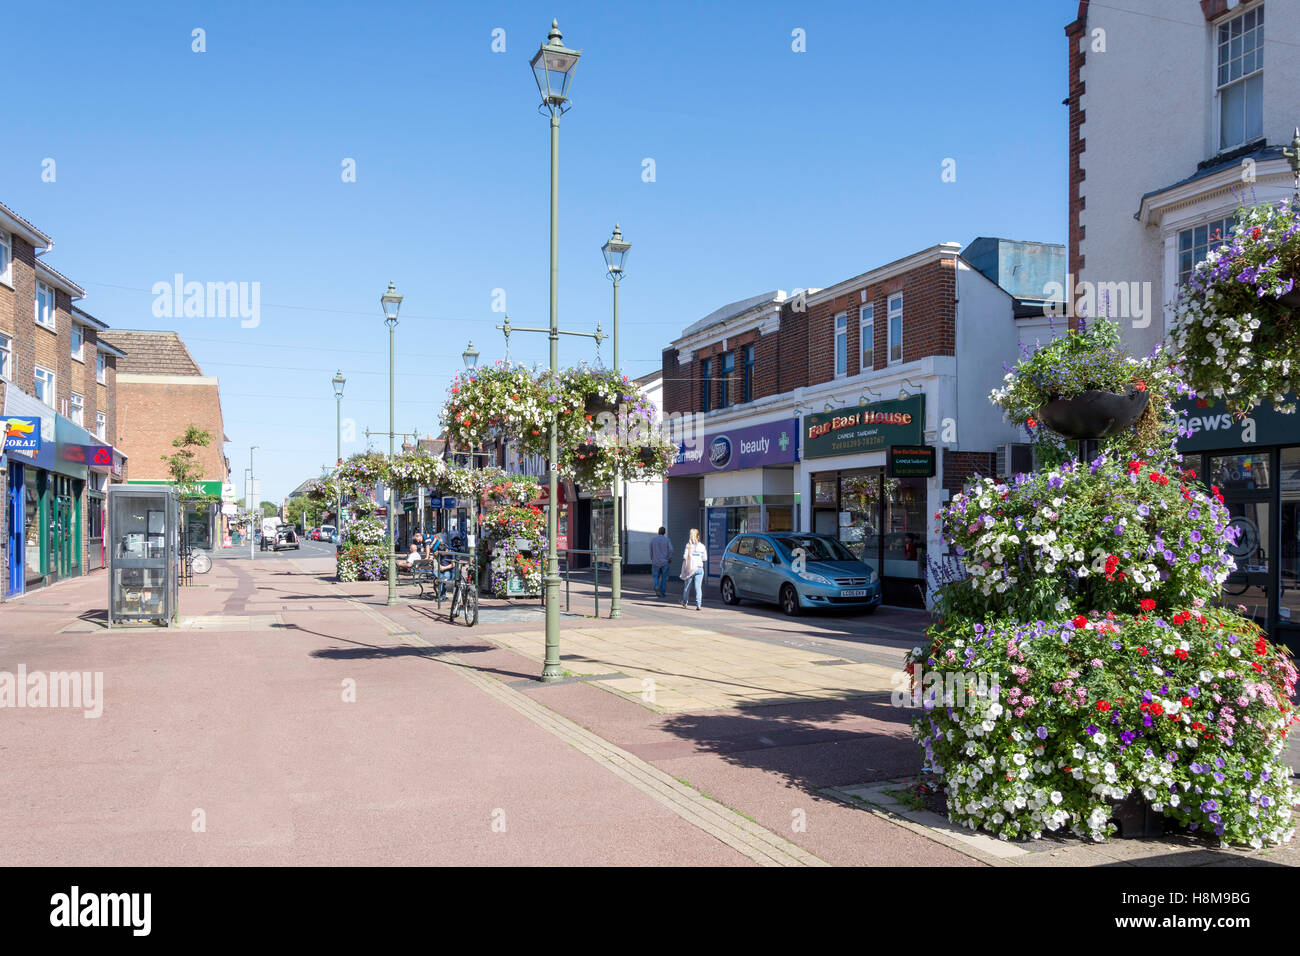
[888,444,936,477]
[803,396,924,459]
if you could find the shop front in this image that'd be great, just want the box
[1177,396,1299,650]
[2,389,98,597]
[801,396,933,607]
[668,418,801,579]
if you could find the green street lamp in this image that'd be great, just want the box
[381,281,403,606]
[332,370,346,548]
[533,19,580,680]
[462,340,481,593]
[601,223,631,618]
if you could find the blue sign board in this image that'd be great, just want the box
[706,507,728,579]
[2,416,41,452]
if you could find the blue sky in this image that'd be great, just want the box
[2,0,1080,502]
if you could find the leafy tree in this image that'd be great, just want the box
[161,425,216,500]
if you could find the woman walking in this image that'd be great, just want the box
[680,528,708,610]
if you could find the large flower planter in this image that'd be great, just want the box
[1109,790,1166,839]
[636,446,658,466]
[1036,389,1149,440]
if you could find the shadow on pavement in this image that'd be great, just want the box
[655,696,923,791]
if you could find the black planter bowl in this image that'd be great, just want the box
[584,393,627,416]
[1109,790,1166,839]
[1279,286,1300,309]
[636,446,658,466]
[575,442,599,460]
[1037,388,1150,441]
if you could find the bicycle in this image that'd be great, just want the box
[447,556,479,627]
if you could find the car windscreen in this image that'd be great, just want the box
[773,536,856,562]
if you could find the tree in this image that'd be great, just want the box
[259,501,278,517]
[161,425,215,500]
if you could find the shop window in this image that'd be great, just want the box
[1209,453,1270,491]
[1280,447,1300,626]
[883,477,926,579]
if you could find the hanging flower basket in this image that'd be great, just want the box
[1036,388,1150,441]
[1171,197,1300,415]
[636,446,658,465]
[441,361,547,448]
[990,318,1180,466]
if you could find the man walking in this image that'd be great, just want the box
[649,526,673,599]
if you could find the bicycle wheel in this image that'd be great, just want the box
[460,582,478,627]
[449,582,461,620]
[191,551,211,574]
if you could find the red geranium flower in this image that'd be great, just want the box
[1073,615,1088,629]
[1096,700,1111,712]
[1140,599,1156,612]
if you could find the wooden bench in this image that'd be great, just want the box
[397,559,445,601]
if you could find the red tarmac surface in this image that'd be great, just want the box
[0,555,977,866]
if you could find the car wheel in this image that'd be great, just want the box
[780,583,801,617]
[720,577,740,606]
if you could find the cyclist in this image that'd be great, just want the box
[430,532,456,600]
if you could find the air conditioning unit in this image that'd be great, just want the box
[997,442,1034,477]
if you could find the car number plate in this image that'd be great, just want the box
[841,589,868,598]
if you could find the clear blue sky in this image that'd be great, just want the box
[2,0,1080,502]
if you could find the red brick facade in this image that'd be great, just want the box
[943,451,998,494]
[1,210,122,596]
[663,256,959,415]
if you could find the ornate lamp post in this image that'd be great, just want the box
[532,19,581,680]
[601,223,630,618]
[332,370,346,544]
[381,281,403,606]
[462,340,481,584]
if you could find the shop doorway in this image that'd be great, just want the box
[1211,453,1272,627]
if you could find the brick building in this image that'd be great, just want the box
[1,200,127,598]
[1064,0,1299,642]
[99,330,232,551]
[661,239,1062,607]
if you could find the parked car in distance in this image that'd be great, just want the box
[318,524,336,543]
[267,525,300,551]
[720,532,881,616]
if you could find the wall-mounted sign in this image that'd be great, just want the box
[2,416,41,452]
[1176,395,1299,452]
[803,396,924,459]
[888,444,936,477]
[60,443,115,470]
[669,419,799,476]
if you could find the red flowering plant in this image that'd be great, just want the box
[482,504,546,597]
[914,377,1296,847]
[910,608,1296,844]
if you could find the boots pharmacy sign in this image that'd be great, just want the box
[668,419,800,476]
[803,397,924,459]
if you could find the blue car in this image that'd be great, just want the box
[719,532,881,616]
